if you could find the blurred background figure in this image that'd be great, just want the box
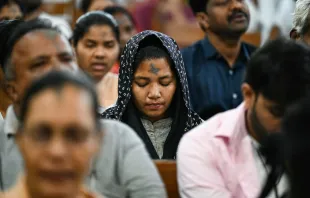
[0,20,22,119]
[182,0,256,120]
[0,0,23,119]
[72,11,119,111]
[104,5,138,55]
[4,71,103,198]
[133,0,203,48]
[19,0,72,38]
[290,0,310,45]
[246,0,295,45]
[0,0,23,21]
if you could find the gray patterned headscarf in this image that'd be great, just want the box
[102,30,201,130]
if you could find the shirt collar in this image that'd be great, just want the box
[201,37,251,61]
[3,105,19,135]
[215,102,248,143]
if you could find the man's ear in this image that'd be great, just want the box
[290,29,300,40]
[196,12,209,32]
[5,80,19,103]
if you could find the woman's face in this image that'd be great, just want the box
[112,12,137,52]
[76,24,120,82]
[17,86,101,198]
[132,58,177,122]
[0,2,22,21]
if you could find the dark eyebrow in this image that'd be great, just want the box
[31,55,49,62]
[58,51,73,57]
[159,75,172,80]
[85,39,97,43]
[134,76,150,80]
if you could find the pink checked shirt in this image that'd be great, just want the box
[177,103,263,198]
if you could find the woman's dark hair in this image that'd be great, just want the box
[80,0,93,13]
[20,70,102,131]
[72,11,120,47]
[0,19,23,70]
[103,5,136,27]
[258,96,310,198]
[133,35,174,72]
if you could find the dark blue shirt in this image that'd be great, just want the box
[182,37,256,120]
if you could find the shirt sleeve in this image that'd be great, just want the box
[119,124,168,198]
[177,133,232,198]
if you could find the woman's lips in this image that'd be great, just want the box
[145,104,164,110]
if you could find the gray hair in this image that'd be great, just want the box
[293,0,310,34]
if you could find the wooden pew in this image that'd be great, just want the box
[154,160,180,198]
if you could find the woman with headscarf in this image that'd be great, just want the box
[102,30,202,159]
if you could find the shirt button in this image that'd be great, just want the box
[229,70,233,75]
[232,93,238,99]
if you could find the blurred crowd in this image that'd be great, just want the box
[1,0,310,198]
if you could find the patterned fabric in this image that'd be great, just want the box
[101,30,202,132]
[141,118,172,159]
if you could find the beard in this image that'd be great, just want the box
[248,100,279,146]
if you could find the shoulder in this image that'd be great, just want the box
[100,119,144,147]
[181,39,204,57]
[243,42,257,54]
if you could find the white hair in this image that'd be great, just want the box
[293,0,310,34]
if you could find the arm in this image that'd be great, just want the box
[119,123,168,198]
[177,134,232,198]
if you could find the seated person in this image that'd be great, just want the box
[0,0,23,119]
[290,0,310,45]
[104,5,138,55]
[102,30,202,159]
[177,38,310,198]
[104,6,138,74]
[0,0,22,21]
[0,19,167,198]
[20,0,72,38]
[72,11,120,111]
[4,71,104,198]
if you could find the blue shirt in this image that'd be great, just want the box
[182,37,256,120]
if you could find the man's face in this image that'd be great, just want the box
[243,84,283,142]
[0,2,23,21]
[7,30,77,107]
[17,85,100,198]
[198,0,250,37]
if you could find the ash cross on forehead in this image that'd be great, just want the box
[149,63,160,75]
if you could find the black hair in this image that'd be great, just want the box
[72,11,120,47]
[244,38,310,114]
[258,96,310,198]
[80,0,93,13]
[133,35,174,71]
[3,18,61,80]
[103,5,136,27]
[20,0,42,15]
[188,0,208,14]
[20,70,102,131]
[0,19,23,70]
